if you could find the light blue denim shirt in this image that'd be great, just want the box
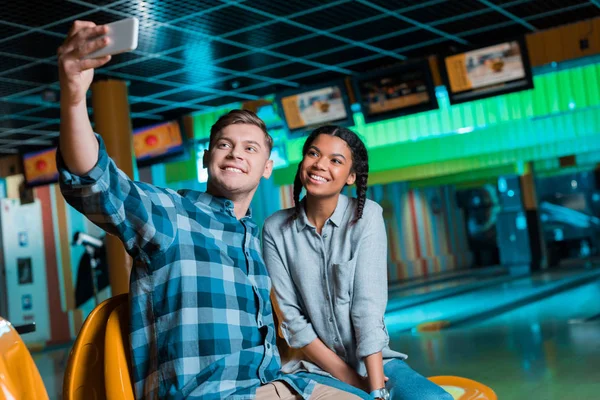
[263,194,407,377]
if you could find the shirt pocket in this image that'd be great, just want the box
[331,257,357,305]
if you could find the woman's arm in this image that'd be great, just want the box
[262,224,365,390]
[302,338,366,390]
[350,203,390,392]
[364,352,385,393]
[262,224,318,348]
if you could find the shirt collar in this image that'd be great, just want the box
[295,194,349,232]
[179,190,253,219]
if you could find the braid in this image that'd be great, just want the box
[353,144,369,221]
[355,172,368,221]
[292,163,303,219]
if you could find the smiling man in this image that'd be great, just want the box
[56,20,368,400]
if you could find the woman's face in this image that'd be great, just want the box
[300,134,356,198]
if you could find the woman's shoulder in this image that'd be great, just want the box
[264,207,296,233]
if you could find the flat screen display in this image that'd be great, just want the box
[23,147,58,187]
[354,60,438,123]
[443,39,533,104]
[133,120,184,166]
[277,81,353,134]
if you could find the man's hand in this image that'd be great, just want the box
[57,21,112,107]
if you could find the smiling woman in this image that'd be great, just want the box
[262,125,453,400]
[300,134,356,200]
[292,125,368,223]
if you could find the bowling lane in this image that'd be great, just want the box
[387,271,518,312]
[464,277,600,329]
[385,267,600,334]
[388,265,505,293]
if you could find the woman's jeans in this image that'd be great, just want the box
[297,360,453,400]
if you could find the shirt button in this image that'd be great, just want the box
[334,338,339,343]
[323,233,328,238]
[245,251,250,257]
[329,317,333,323]
[258,319,263,327]
[326,295,330,301]
[266,343,271,349]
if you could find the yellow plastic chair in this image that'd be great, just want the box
[104,301,135,399]
[428,376,497,400]
[0,317,49,400]
[63,293,134,400]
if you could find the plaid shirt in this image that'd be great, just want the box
[57,135,316,399]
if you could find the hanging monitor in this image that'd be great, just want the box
[354,59,439,124]
[133,120,185,167]
[22,147,59,187]
[275,80,354,135]
[442,38,533,105]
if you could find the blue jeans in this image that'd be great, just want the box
[297,360,452,400]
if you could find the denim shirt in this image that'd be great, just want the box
[262,195,407,378]
[57,134,316,399]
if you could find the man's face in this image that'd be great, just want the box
[203,124,273,198]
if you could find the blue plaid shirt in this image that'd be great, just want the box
[57,135,316,399]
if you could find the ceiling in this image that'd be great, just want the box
[1,0,599,155]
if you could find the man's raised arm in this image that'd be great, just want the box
[57,20,111,175]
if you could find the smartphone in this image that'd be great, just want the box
[84,17,139,59]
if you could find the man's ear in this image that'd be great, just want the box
[202,149,209,169]
[262,159,274,180]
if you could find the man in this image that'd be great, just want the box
[57,21,365,399]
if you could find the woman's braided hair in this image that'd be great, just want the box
[293,125,369,221]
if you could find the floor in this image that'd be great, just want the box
[391,278,600,400]
[32,266,600,400]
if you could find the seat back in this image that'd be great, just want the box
[104,302,135,399]
[0,317,49,400]
[428,376,497,400]
[63,294,128,400]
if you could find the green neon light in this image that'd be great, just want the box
[181,58,600,187]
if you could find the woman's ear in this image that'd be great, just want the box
[346,172,356,186]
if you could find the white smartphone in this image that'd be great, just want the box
[84,17,139,59]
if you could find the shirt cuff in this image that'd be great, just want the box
[56,133,110,188]
[281,321,318,349]
[356,326,389,359]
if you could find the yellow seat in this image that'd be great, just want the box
[104,301,135,399]
[428,376,497,400]
[63,293,134,400]
[0,317,49,400]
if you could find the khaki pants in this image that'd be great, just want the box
[256,381,362,400]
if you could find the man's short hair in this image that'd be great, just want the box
[209,109,273,154]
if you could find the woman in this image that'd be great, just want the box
[262,125,452,400]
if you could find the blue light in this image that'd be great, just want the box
[270,145,289,170]
[435,86,449,99]
[569,101,576,109]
